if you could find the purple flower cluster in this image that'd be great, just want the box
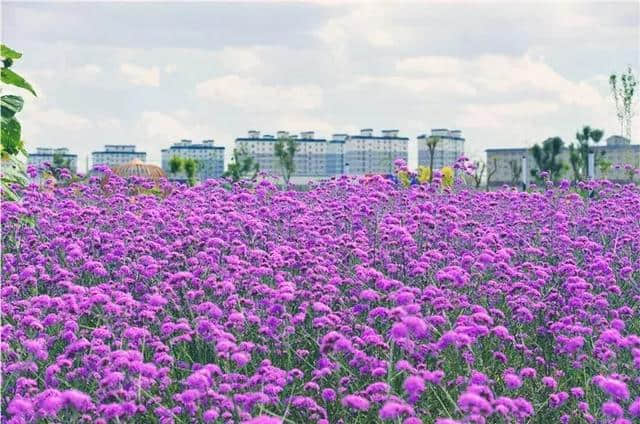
[1,174,639,423]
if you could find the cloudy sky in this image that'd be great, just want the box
[3,0,639,171]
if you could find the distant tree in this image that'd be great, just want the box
[573,126,604,180]
[183,158,198,186]
[486,158,498,190]
[48,152,72,179]
[509,159,522,186]
[471,160,485,189]
[274,136,298,185]
[425,136,440,183]
[598,152,612,178]
[224,147,259,183]
[530,137,565,182]
[610,66,637,139]
[169,156,183,174]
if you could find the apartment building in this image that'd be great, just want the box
[344,129,409,175]
[92,145,146,169]
[28,147,78,173]
[161,139,225,181]
[417,129,465,170]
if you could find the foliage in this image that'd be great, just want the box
[598,155,612,178]
[609,66,637,139]
[183,158,198,186]
[1,44,36,201]
[530,137,565,182]
[169,156,183,174]
[223,147,260,183]
[569,126,604,181]
[2,178,640,423]
[274,135,298,185]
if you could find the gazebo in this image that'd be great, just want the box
[112,159,166,180]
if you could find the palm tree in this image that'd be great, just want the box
[426,136,440,183]
[574,126,604,180]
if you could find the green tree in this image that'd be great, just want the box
[610,67,637,139]
[47,152,72,179]
[598,153,612,179]
[1,44,36,200]
[274,136,298,185]
[223,147,259,183]
[530,137,565,182]
[570,126,604,181]
[169,156,183,174]
[183,158,198,186]
[425,136,440,183]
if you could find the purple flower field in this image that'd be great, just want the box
[2,175,640,424]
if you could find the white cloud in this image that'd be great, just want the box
[27,107,92,131]
[215,47,262,73]
[387,53,605,107]
[73,64,102,82]
[460,101,560,129]
[96,117,121,130]
[120,63,160,87]
[195,75,323,111]
[315,4,411,48]
[355,75,478,96]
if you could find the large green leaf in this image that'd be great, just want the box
[0,44,22,60]
[1,68,36,96]
[1,116,22,154]
[1,95,24,118]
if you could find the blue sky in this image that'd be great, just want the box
[3,1,639,171]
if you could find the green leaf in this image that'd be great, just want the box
[1,179,20,201]
[1,116,22,155]
[1,44,22,60]
[1,95,24,118]
[1,68,36,96]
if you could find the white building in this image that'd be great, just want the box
[327,134,347,176]
[344,129,409,175]
[92,145,146,169]
[28,147,78,173]
[235,130,330,177]
[417,129,465,170]
[161,139,225,181]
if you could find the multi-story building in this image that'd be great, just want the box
[92,145,146,169]
[344,129,409,175]
[486,135,640,186]
[417,129,465,170]
[327,134,347,176]
[235,130,330,177]
[27,147,78,173]
[161,139,225,181]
